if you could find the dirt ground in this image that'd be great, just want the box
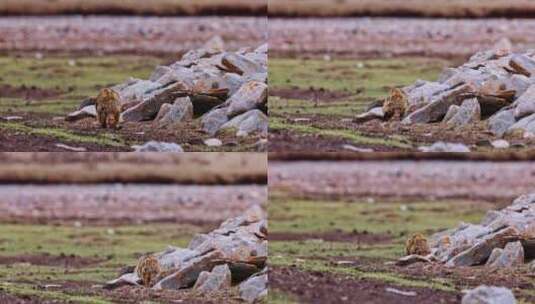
[268,160,535,303]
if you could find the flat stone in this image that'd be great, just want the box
[65,105,97,122]
[507,112,535,134]
[354,107,384,123]
[418,142,471,153]
[117,79,160,103]
[219,53,266,76]
[462,285,517,304]
[491,139,510,149]
[104,273,140,289]
[395,254,432,267]
[132,141,184,152]
[204,138,223,147]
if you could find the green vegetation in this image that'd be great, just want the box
[0,122,127,147]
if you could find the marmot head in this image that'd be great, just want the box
[390,88,406,102]
[97,88,119,103]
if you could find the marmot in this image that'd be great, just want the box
[135,255,161,287]
[95,88,121,129]
[383,88,409,121]
[405,233,431,256]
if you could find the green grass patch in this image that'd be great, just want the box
[0,282,113,304]
[0,121,127,147]
[270,116,413,149]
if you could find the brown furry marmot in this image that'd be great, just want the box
[135,255,161,287]
[405,233,431,256]
[383,88,409,121]
[95,88,121,129]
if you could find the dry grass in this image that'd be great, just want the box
[269,0,535,17]
[0,0,266,16]
[0,152,267,184]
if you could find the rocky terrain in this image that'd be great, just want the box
[106,206,267,303]
[67,41,268,152]
[268,160,535,303]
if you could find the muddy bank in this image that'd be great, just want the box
[0,16,267,55]
[269,18,535,59]
[269,161,535,202]
[0,184,266,224]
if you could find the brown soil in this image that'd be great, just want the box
[0,253,103,268]
[0,292,60,304]
[0,128,127,152]
[270,266,461,304]
[270,87,354,102]
[269,230,392,244]
[269,127,401,152]
[0,84,63,101]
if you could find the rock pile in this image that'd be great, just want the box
[105,206,268,303]
[399,193,535,269]
[360,40,535,139]
[68,39,268,144]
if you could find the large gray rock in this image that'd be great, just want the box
[462,286,517,304]
[442,105,460,123]
[220,53,266,76]
[513,85,535,118]
[132,141,184,152]
[122,85,188,122]
[193,264,232,294]
[487,241,524,268]
[65,105,97,122]
[445,98,481,127]
[219,110,268,137]
[403,83,475,124]
[117,79,160,103]
[154,97,193,125]
[226,81,268,117]
[201,108,229,136]
[488,109,516,137]
[446,226,520,267]
[239,272,268,303]
[507,112,535,134]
